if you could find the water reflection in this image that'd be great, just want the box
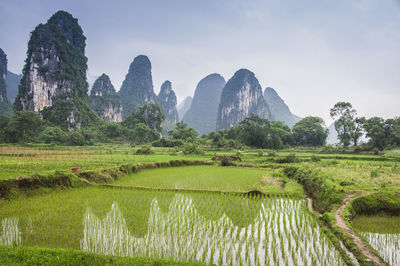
[362,232,400,266]
[81,194,344,265]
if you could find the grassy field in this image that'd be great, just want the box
[0,145,209,180]
[112,165,303,196]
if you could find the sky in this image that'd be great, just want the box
[0,0,399,124]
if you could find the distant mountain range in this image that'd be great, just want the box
[4,9,306,134]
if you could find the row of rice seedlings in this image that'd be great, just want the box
[0,217,21,246]
[81,193,345,265]
[362,232,400,266]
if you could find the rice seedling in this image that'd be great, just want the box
[0,186,345,265]
[361,232,400,266]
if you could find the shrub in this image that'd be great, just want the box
[135,145,153,155]
[182,143,204,155]
[275,153,298,163]
[220,157,234,166]
[350,192,400,216]
[310,155,321,162]
[152,138,184,147]
[370,169,379,179]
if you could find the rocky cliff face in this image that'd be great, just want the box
[157,80,178,123]
[263,87,301,128]
[0,48,12,116]
[177,96,192,120]
[14,10,96,129]
[183,73,225,135]
[119,55,156,118]
[89,74,122,122]
[216,69,269,130]
[0,48,7,102]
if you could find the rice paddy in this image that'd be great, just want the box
[1,145,400,265]
[353,214,400,266]
[0,187,344,265]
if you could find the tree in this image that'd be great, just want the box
[235,114,291,149]
[330,102,358,147]
[131,123,158,144]
[122,103,164,133]
[363,117,400,150]
[6,111,42,142]
[292,116,328,146]
[168,121,198,141]
[237,115,271,148]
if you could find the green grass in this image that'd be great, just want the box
[114,165,265,191]
[0,145,209,180]
[0,244,202,266]
[352,214,400,234]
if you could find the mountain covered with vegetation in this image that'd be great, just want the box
[216,69,269,130]
[0,48,12,116]
[14,11,97,130]
[5,71,22,103]
[177,96,192,120]
[89,74,122,122]
[183,73,225,135]
[157,81,178,123]
[263,87,301,127]
[119,55,156,118]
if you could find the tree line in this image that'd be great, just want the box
[0,101,398,151]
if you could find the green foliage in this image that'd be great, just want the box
[122,103,164,133]
[292,116,328,146]
[0,99,13,116]
[330,102,362,147]
[236,114,292,149]
[135,145,154,155]
[220,156,234,166]
[152,138,184,147]
[5,111,43,143]
[183,143,204,155]
[349,192,400,216]
[0,245,197,266]
[168,121,198,142]
[38,126,68,144]
[130,123,159,145]
[363,117,400,150]
[284,166,343,212]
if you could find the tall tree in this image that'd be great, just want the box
[330,102,358,147]
[292,116,328,146]
[363,117,400,150]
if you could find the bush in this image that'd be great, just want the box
[68,131,86,146]
[370,169,379,179]
[275,153,298,163]
[152,138,184,147]
[310,155,321,162]
[220,157,234,166]
[350,192,400,216]
[135,145,153,155]
[182,143,204,155]
[283,166,343,212]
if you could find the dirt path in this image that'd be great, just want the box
[335,194,387,265]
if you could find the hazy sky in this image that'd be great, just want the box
[1,0,399,124]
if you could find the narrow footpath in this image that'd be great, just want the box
[335,194,387,266]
